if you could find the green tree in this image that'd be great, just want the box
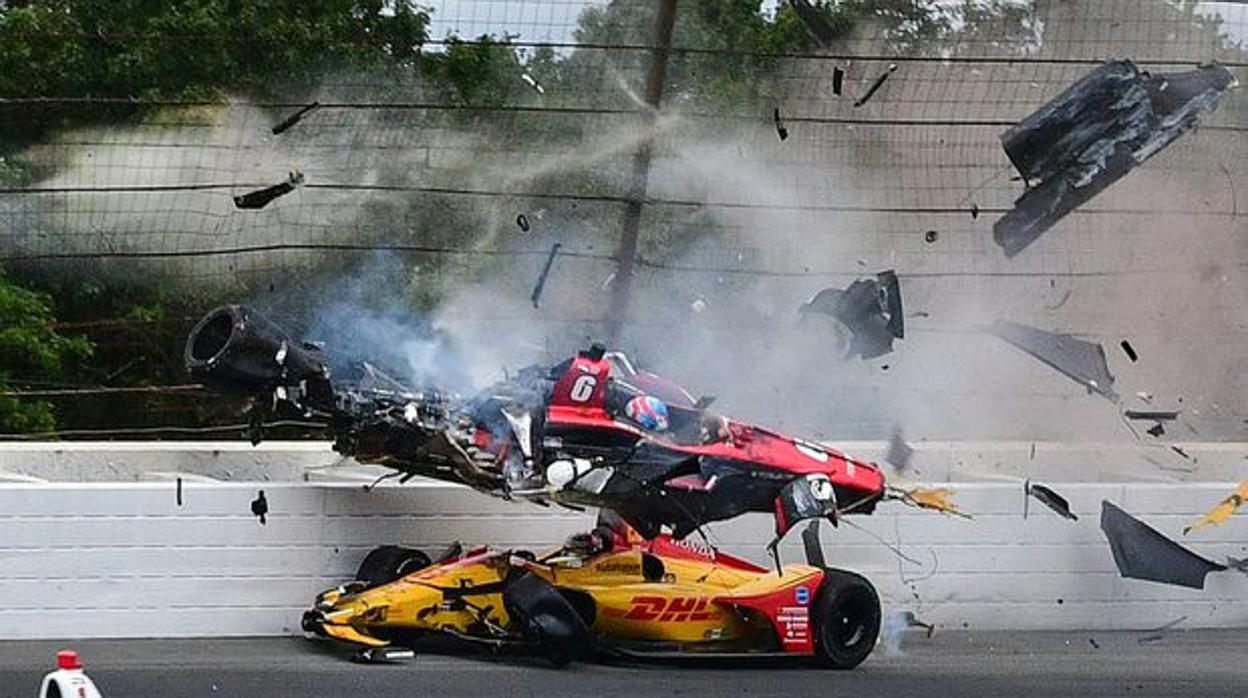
[574,0,847,107]
[0,0,431,143]
[0,268,93,432]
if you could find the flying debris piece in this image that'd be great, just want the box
[832,66,845,96]
[895,486,972,519]
[800,270,904,359]
[924,230,938,243]
[1170,445,1192,460]
[271,101,321,135]
[251,489,269,525]
[234,171,304,210]
[176,476,183,507]
[970,203,979,220]
[1146,423,1165,437]
[801,520,826,568]
[520,73,545,94]
[789,0,838,47]
[1125,410,1179,421]
[988,319,1117,400]
[1183,480,1247,534]
[516,213,531,232]
[994,61,1236,257]
[353,646,416,664]
[1025,480,1078,521]
[1137,615,1188,643]
[773,107,789,141]
[1100,500,1225,589]
[897,611,935,638]
[690,297,707,314]
[854,63,897,107]
[885,430,914,471]
[1225,556,1248,575]
[530,242,562,308]
[1120,340,1139,362]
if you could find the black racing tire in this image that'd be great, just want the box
[355,546,432,588]
[812,569,881,670]
[527,614,574,668]
[503,572,591,668]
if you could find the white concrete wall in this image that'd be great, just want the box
[2,440,1243,483]
[1,479,1244,639]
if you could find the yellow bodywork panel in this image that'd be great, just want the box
[322,624,388,647]
[537,550,765,643]
[1185,480,1248,534]
[319,552,515,645]
[314,548,808,648]
[897,486,973,519]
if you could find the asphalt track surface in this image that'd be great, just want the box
[2,630,1243,698]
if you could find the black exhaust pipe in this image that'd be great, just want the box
[185,305,330,400]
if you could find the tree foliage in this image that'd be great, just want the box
[0,268,93,432]
[0,0,431,145]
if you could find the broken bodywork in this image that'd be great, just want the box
[185,305,887,540]
[995,60,1235,256]
[1100,500,1226,590]
[1184,480,1247,535]
[800,270,904,359]
[303,515,881,669]
[988,319,1117,400]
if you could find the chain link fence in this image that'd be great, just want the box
[1,0,1244,446]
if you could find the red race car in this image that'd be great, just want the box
[186,305,887,542]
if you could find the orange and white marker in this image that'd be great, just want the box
[38,650,102,698]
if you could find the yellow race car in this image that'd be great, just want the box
[302,519,881,669]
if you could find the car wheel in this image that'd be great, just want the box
[812,569,881,670]
[503,572,591,668]
[356,546,432,588]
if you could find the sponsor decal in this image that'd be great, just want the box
[795,586,810,605]
[617,596,716,622]
[777,605,810,645]
[593,561,642,575]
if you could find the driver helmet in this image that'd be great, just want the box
[624,395,669,431]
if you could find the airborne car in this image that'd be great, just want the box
[186,305,887,540]
[303,515,882,669]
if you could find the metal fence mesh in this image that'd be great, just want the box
[1,0,1244,443]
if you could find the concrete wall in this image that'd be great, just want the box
[1,479,1244,639]
[2,440,1243,483]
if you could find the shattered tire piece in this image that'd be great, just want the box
[994,61,1235,256]
[773,107,789,141]
[854,63,897,108]
[1100,500,1226,589]
[988,320,1117,401]
[530,242,562,308]
[271,102,321,135]
[251,489,269,525]
[234,172,304,210]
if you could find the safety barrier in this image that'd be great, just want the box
[1,474,1244,638]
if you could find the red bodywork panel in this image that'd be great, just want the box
[550,354,611,410]
[714,569,825,653]
[543,355,884,501]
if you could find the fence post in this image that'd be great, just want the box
[605,0,678,346]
